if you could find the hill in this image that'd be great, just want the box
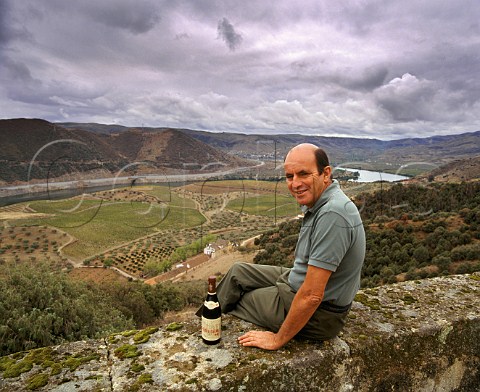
[417,156,480,183]
[103,128,244,171]
[0,119,126,183]
[182,129,480,169]
[0,119,251,183]
[59,121,480,171]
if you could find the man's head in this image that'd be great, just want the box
[284,143,332,208]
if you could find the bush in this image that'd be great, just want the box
[432,254,452,272]
[0,261,133,356]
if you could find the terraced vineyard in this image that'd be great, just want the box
[1,180,306,280]
[84,232,179,277]
[0,204,72,267]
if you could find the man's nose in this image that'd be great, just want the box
[291,175,303,187]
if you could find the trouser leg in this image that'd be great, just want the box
[216,262,287,313]
[220,263,291,330]
[298,305,351,340]
[196,262,289,329]
[196,262,350,340]
[228,285,286,330]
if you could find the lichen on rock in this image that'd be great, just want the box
[0,273,479,391]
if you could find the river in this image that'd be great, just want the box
[0,165,258,207]
[336,167,410,183]
[0,165,408,207]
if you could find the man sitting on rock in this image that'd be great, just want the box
[198,143,366,350]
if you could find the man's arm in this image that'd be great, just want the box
[238,265,332,350]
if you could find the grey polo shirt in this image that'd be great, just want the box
[288,180,366,306]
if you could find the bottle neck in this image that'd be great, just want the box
[207,277,217,294]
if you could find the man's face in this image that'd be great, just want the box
[284,148,328,208]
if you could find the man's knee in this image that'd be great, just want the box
[227,262,255,277]
[230,261,247,272]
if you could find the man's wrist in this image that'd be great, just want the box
[272,333,288,349]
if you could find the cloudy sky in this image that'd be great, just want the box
[1,0,480,139]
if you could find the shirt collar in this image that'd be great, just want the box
[300,179,339,215]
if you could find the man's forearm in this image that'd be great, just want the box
[274,288,323,347]
[238,265,330,350]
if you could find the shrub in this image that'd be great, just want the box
[0,260,133,356]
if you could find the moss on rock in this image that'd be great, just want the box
[114,344,141,360]
[26,373,49,390]
[133,326,159,344]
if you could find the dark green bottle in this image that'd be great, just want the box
[201,276,222,345]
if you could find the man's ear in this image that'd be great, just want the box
[323,166,332,181]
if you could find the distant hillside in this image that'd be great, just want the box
[0,119,126,183]
[181,130,480,168]
[3,118,479,183]
[418,156,480,183]
[59,121,480,169]
[0,119,119,162]
[0,119,251,183]
[59,122,131,134]
[101,128,245,170]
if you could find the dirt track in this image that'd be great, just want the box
[145,248,256,284]
[178,250,255,282]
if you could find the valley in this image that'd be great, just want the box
[1,117,479,359]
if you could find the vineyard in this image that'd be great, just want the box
[0,181,299,279]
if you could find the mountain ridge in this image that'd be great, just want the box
[59,121,480,172]
[0,119,249,183]
[1,118,479,183]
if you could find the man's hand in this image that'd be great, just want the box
[238,266,332,351]
[237,330,282,350]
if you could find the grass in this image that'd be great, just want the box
[143,186,196,208]
[19,197,205,260]
[227,194,301,218]
[184,179,291,195]
[4,182,298,263]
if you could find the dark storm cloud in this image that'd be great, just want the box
[0,0,11,45]
[2,0,480,138]
[83,1,161,34]
[336,66,389,91]
[217,18,243,51]
[0,0,34,47]
[2,57,37,85]
[374,75,436,122]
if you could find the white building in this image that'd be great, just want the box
[203,244,216,257]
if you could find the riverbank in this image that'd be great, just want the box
[0,163,263,207]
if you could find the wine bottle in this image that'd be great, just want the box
[201,276,222,345]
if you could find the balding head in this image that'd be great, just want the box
[285,143,330,175]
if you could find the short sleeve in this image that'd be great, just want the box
[307,212,352,271]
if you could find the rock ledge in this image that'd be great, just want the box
[1,273,479,391]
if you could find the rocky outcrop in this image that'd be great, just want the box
[1,274,479,391]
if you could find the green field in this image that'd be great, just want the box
[7,182,302,261]
[143,186,197,208]
[227,194,301,217]
[19,196,204,259]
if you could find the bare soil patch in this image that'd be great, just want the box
[0,211,51,220]
[69,267,128,284]
[169,249,255,283]
[0,223,71,266]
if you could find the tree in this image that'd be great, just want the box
[432,254,451,273]
[0,261,133,356]
[413,245,430,264]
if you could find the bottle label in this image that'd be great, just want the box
[202,316,221,341]
[204,300,220,310]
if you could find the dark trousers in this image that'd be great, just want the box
[200,262,350,341]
